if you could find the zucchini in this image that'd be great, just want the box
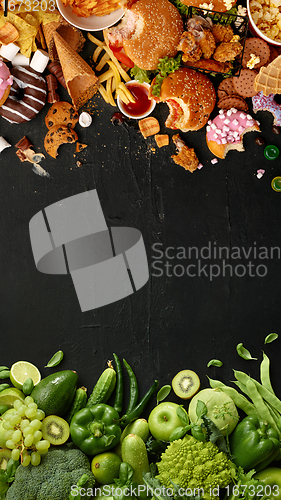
[86,361,116,408]
[121,433,150,499]
[65,386,87,424]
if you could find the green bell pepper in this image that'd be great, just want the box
[254,467,281,500]
[229,415,280,472]
[70,403,122,456]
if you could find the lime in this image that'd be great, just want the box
[0,388,25,407]
[91,452,122,484]
[10,361,41,390]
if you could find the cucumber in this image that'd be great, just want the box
[121,418,150,443]
[86,363,116,408]
[65,386,87,424]
[30,370,78,417]
[121,433,150,499]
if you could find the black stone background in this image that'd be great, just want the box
[0,28,280,419]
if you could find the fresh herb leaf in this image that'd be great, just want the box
[207,359,223,367]
[196,400,208,420]
[146,436,169,462]
[45,350,64,368]
[157,385,171,404]
[264,333,278,344]
[177,406,189,425]
[236,343,257,360]
[201,416,230,454]
[143,472,172,500]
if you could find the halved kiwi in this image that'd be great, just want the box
[172,370,200,399]
[41,415,70,445]
[0,449,12,470]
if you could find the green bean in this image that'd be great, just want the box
[264,401,281,433]
[235,369,281,414]
[232,380,249,396]
[208,377,258,416]
[246,378,278,431]
[260,351,275,394]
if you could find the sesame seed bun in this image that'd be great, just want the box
[155,68,216,132]
[104,0,184,70]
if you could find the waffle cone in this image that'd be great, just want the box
[43,18,85,61]
[254,55,281,95]
[54,31,99,110]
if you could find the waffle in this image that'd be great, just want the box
[254,55,281,96]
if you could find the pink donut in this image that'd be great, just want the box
[0,66,47,124]
[252,91,281,126]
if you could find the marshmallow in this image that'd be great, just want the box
[0,43,20,61]
[12,53,30,67]
[0,136,11,152]
[79,112,92,128]
[30,49,49,73]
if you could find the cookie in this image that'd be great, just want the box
[217,77,236,99]
[45,101,79,129]
[232,69,258,97]
[242,38,270,69]
[44,125,78,158]
[217,95,248,111]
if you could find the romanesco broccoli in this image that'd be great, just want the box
[5,446,95,500]
[156,434,236,500]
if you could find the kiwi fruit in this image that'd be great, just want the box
[41,415,70,445]
[0,449,12,470]
[172,369,200,399]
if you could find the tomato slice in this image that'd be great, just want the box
[167,99,183,129]
[109,44,134,68]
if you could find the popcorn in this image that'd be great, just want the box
[256,169,265,178]
[249,0,281,42]
[246,53,261,69]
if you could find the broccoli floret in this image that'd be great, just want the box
[6,446,95,500]
[156,435,236,500]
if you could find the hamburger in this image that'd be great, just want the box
[151,67,216,132]
[104,0,184,70]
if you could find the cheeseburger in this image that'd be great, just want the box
[104,0,184,70]
[151,68,216,132]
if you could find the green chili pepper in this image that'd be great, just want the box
[113,353,123,414]
[120,380,159,426]
[229,415,280,472]
[123,359,138,415]
[70,403,122,456]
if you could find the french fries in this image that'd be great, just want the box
[88,32,135,107]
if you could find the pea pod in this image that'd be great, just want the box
[0,367,9,372]
[22,378,34,396]
[0,371,10,380]
[208,377,258,416]
[0,384,10,393]
[0,404,9,414]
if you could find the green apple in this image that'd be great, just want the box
[148,402,186,441]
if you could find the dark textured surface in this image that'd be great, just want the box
[0,38,281,407]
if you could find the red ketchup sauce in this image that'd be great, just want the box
[121,83,152,117]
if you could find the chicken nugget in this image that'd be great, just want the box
[213,41,243,62]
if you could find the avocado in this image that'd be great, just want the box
[31,370,78,417]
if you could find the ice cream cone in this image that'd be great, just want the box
[53,31,99,110]
[254,55,281,95]
[43,18,85,61]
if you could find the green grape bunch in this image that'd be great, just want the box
[0,396,50,466]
